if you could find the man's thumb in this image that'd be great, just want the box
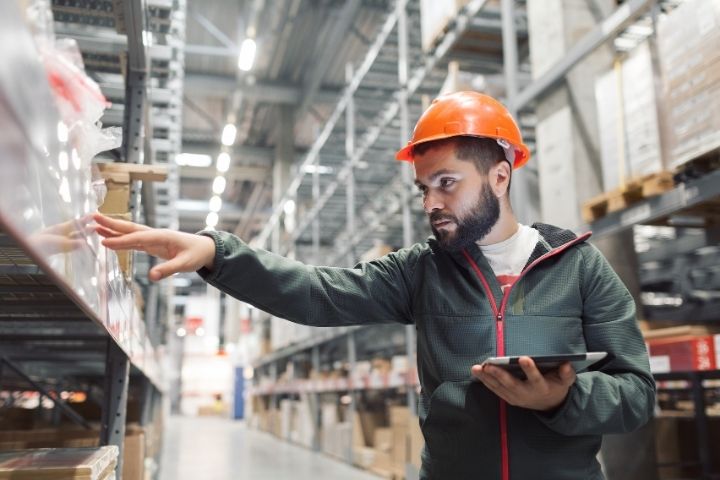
[149,257,185,281]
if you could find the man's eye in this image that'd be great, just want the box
[440,178,455,188]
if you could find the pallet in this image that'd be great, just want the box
[582,171,676,223]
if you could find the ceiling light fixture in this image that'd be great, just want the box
[175,153,212,167]
[212,176,227,194]
[216,152,231,172]
[222,124,237,146]
[301,164,334,174]
[238,38,257,71]
[209,195,222,212]
[206,211,219,228]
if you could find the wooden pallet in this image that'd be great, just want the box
[582,171,676,223]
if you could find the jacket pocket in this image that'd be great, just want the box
[421,380,500,478]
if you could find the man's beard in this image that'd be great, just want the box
[430,183,500,252]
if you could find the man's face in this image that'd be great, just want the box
[413,143,500,252]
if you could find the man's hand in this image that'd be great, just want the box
[93,213,217,282]
[471,357,576,411]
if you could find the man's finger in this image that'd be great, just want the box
[519,356,544,384]
[93,213,148,234]
[476,372,516,403]
[485,364,520,389]
[558,362,576,385]
[101,230,166,252]
[94,225,121,238]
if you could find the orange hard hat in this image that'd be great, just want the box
[395,91,530,169]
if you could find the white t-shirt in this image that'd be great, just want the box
[477,224,539,293]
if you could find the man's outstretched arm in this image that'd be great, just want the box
[94,213,420,327]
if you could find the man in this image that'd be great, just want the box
[95,92,655,480]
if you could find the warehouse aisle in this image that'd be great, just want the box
[160,416,380,480]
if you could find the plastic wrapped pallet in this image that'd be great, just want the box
[657,0,720,169]
[0,446,118,480]
[594,41,663,191]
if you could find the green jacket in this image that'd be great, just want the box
[199,223,655,480]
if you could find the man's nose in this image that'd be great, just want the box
[423,191,444,214]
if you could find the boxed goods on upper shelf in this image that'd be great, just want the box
[594,40,664,192]
[420,0,470,52]
[657,0,720,170]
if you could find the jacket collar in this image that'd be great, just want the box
[428,222,592,273]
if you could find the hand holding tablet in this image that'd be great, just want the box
[481,352,608,379]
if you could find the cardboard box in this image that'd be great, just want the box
[409,419,424,470]
[657,0,720,168]
[420,0,470,52]
[357,411,385,447]
[646,334,720,373]
[594,41,664,192]
[391,424,408,468]
[123,428,145,480]
[353,446,376,469]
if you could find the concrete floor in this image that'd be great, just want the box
[159,416,380,480]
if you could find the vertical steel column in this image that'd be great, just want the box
[311,346,321,452]
[100,341,130,477]
[397,0,417,417]
[124,70,147,224]
[346,332,357,463]
[690,372,712,478]
[312,155,321,262]
[269,361,278,411]
[145,281,159,344]
[139,377,154,427]
[345,62,357,266]
[501,0,533,224]
[501,0,519,111]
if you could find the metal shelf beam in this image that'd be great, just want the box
[588,170,720,239]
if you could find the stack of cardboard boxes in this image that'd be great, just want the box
[657,0,720,169]
[0,446,119,480]
[594,41,664,192]
[352,406,423,480]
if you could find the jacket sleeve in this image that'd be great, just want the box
[195,230,420,327]
[535,243,656,435]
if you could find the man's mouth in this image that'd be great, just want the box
[432,219,454,228]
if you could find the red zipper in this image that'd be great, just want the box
[462,232,590,480]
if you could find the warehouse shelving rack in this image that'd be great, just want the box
[244,0,719,477]
[0,1,184,478]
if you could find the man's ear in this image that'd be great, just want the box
[489,161,512,198]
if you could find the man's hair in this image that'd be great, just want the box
[411,136,512,192]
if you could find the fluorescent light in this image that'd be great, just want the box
[175,153,212,167]
[238,38,257,71]
[209,195,222,212]
[195,327,206,337]
[216,152,231,172]
[222,124,237,146]
[58,151,69,171]
[176,327,187,337]
[212,176,226,194]
[172,277,192,287]
[302,164,334,174]
[206,211,219,228]
[283,199,296,215]
[57,122,68,143]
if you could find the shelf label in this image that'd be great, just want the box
[683,185,699,204]
[649,355,671,374]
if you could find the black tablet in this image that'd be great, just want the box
[481,352,608,378]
